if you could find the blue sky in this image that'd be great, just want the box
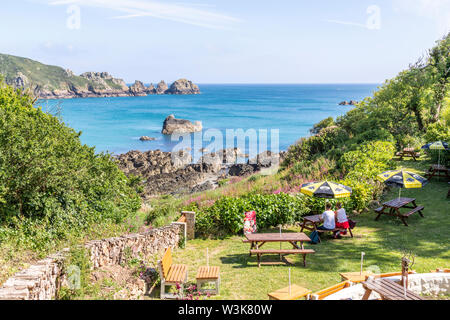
[1,0,449,83]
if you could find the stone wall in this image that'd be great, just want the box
[86,224,182,269]
[0,223,183,300]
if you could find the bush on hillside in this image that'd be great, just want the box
[0,82,141,249]
[192,193,310,237]
[339,141,396,179]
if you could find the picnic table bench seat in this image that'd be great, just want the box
[268,284,312,300]
[250,249,315,268]
[403,206,425,217]
[158,247,188,299]
[316,227,354,237]
[196,266,220,295]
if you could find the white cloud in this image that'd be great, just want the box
[48,0,240,29]
[393,0,450,35]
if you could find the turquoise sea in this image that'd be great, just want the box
[41,84,379,155]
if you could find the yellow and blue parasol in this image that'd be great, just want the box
[300,181,352,199]
[421,141,448,167]
[377,169,428,198]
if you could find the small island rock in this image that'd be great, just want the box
[161,114,202,135]
[140,136,156,141]
[166,79,201,95]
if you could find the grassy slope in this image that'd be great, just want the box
[166,158,449,300]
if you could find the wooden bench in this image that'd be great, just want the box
[157,247,188,299]
[316,227,353,239]
[250,249,315,268]
[340,271,374,283]
[268,284,311,300]
[196,266,220,295]
[395,151,420,161]
[403,206,425,218]
[310,281,352,300]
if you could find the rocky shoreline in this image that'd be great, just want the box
[117,149,286,198]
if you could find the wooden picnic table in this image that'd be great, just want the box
[340,271,374,283]
[268,284,311,300]
[244,233,314,267]
[395,148,420,161]
[374,197,424,227]
[426,164,449,180]
[300,215,354,242]
[362,277,425,300]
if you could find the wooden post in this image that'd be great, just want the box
[279,225,282,261]
[360,252,365,276]
[207,248,209,271]
[288,268,291,296]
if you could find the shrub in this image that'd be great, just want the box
[0,82,141,249]
[340,141,396,179]
[310,117,335,135]
[193,193,310,237]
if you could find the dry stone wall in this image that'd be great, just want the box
[0,223,183,300]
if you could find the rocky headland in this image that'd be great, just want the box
[0,53,200,99]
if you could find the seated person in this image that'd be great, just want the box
[334,202,349,237]
[318,203,336,232]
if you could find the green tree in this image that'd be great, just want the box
[0,81,141,246]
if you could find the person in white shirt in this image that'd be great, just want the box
[318,203,336,231]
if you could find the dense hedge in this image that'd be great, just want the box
[190,193,310,237]
[0,82,141,249]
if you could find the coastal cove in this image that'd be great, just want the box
[41,84,379,155]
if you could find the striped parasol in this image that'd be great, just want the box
[421,141,448,150]
[300,181,352,199]
[377,169,428,198]
[421,141,448,167]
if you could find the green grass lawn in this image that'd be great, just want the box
[169,160,449,300]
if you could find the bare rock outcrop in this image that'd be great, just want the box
[155,81,169,95]
[129,81,147,96]
[161,115,202,135]
[166,79,201,95]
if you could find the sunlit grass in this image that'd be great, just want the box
[167,159,449,300]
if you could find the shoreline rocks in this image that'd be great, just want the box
[116,148,285,197]
[161,115,203,135]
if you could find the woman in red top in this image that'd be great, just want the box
[334,202,349,238]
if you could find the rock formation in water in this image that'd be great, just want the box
[130,81,148,96]
[166,79,201,95]
[339,100,358,106]
[161,115,203,135]
[155,81,169,95]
